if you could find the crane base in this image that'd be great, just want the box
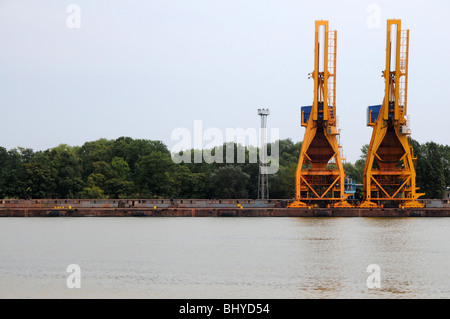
[400,201,424,209]
[333,201,354,208]
[287,200,308,208]
[359,201,380,208]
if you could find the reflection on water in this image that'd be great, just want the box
[0,217,448,298]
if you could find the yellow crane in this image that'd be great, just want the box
[289,20,351,208]
[361,19,424,208]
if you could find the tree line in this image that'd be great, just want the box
[0,137,448,200]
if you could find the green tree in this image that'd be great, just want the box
[111,157,130,180]
[2,137,447,201]
[0,148,29,198]
[82,173,106,199]
[278,138,301,167]
[40,144,84,198]
[134,151,174,198]
[21,162,56,199]
[439,144,450,188]
[106,157,134,198]
[269,162,296,199]
[166,164,207,198]
[344,145,368,184]
[208,165,250,199]
[416,142,445,199]
[123,139,170,171]
[264,139,301,199]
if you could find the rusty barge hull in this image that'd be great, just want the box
[1,208,449,218]
[0,199,449,217]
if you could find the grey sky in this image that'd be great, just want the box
[0,0,449,163]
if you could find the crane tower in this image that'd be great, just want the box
[361,19,424,208]
[289,20,350,208]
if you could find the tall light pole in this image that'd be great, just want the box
[258,108,270,199]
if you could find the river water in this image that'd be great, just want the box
[0,217,448,299]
